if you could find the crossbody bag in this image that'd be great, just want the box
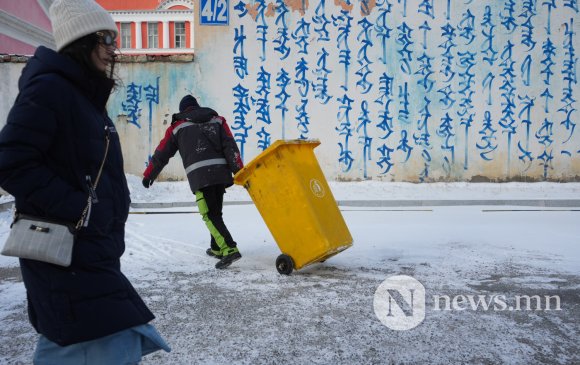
[1,130,110,266]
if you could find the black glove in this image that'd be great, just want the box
[142,178,153,188]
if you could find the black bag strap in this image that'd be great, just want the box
[75,128,110,230]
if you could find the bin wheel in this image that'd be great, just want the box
[276,254,294,275]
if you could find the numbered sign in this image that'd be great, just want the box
[200,0,229,25]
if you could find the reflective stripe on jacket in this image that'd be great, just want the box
[143,107,243,192]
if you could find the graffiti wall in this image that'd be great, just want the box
[194,0,580,181]
[1,1,579,182]
[107,58,206,181]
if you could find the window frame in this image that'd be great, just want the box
[174,22,186,48]
[147,22,159,49]
[120,23,132,49]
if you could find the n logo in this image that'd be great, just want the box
[374,275,426,330]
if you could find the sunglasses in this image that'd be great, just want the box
[95,31,117,47]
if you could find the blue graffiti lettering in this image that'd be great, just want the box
[563,0,579,13]
[121,83,142,128]
[233,0,248,18]
[482,72,495,106]
[295,58,310,138]
[357,100,373,178]
[273,0,291,60]
[396,22,414,74]
[541,38,556,85]
[255,0,268,62]
[356,18,374,94]
[438,112,456,165]
[233,26,249,79]
[521,54,532,86]
[313,0,331,42]
[517,95,535,163]
[418,0,435,19]
[416,52,435,93]
[332,10,353,91]
[481,6,498,66]
[542,0,556,35]
[375,0,393,64]
[419,21,431,50]
[499,41,517,168]
[558,19,577,143]
[520,0,537,51]
[439,23,457,82]
[396,130,413,162]
[232,84,252,157]
[476,111,498,161]
[292,18,311,55]
[313,48,333,104]
[535,117,554,178]
[275,68,290,138]
[336,93,355,171]
[458,9,476,45]
[398,82,410,124]
[501,0,517,33]
[256,127,271,151]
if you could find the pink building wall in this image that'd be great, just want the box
[0,35,37,55]
[1,1,52,30]
[0,0,52,55]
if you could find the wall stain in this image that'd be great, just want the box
[285,0,309,15]
[247,0,309,20]
[246,2,260,21]
[360,0,377,16]
[334,0,353,13]
[266,2,276,17]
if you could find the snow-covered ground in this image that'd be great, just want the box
[1,178,579,364]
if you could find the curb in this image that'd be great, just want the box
[3,200,580,212]
[131,199,580,209]
[336,199,580,208]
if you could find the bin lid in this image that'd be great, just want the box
[233,139,321,186]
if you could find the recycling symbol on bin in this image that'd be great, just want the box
[310,179,325,198]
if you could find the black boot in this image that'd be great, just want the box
[215,248,242,269]
[206,248,222,259]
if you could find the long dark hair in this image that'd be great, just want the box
[59,33,118,83]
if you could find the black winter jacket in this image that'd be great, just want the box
[143,107,243,192]
[0,46,154,345]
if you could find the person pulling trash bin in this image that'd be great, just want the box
[142,95,244,269]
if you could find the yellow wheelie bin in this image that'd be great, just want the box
[233,139,353,275]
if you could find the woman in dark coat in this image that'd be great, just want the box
[0,0,169,363]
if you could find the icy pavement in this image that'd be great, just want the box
[0,179,579,364]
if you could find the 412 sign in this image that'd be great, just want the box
[200,0,229,25]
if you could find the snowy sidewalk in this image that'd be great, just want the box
[127,175,580,208]
[0,178,579,364]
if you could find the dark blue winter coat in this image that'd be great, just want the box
[0,46,154,346]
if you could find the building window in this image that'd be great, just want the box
[147,22,158,49]
[175,22,186,48]
[120,23,131,49]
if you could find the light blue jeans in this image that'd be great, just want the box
[33,324,170,365]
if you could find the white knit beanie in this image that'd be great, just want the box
[49,0,117,51]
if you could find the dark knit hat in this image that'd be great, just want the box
[179,95,199,112]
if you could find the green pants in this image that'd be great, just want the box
[195,185,237,253]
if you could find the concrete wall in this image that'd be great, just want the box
[0,58,25,126]
[108,54,203,181]
[1,0,580,182]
